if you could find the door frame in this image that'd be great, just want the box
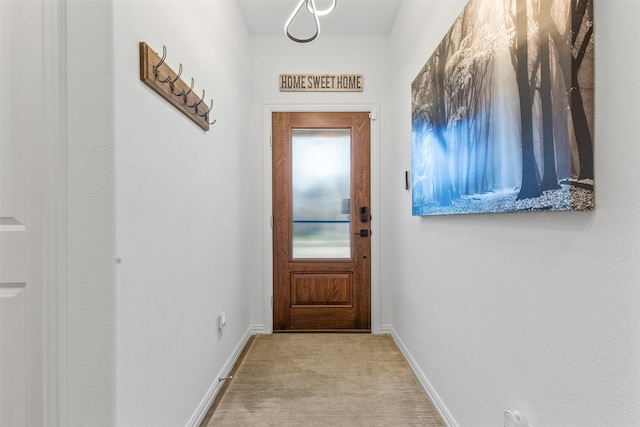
[1,0,67,424]
[42,1,67,424]
[262,104,380,334]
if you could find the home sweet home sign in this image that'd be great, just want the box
[279,74,363,92]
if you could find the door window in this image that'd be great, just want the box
[291,129,351,259]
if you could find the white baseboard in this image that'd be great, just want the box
[185,325,265,427]
[380,325,459,427]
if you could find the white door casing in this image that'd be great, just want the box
[0,1,65,425]
[1,2,44,425]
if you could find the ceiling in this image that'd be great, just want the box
[236,0,404,37]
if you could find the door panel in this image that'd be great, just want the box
[291,273,352,306]
[0,283,27,427]
[0,2,45,425]
[272,112,371,331]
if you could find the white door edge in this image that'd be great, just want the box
[42,1,67,425]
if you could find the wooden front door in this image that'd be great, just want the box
[272,112,371,331]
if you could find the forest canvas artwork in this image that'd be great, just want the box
[411,0,594,216]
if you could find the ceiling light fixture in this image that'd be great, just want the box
[285,0,337,43]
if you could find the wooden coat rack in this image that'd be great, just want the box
[139,42,215,131]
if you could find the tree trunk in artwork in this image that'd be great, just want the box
[572,54,594,180]
[549,0,594,181]
[515,0,542,200]
[539,0,561,191]
[571,0,594,180]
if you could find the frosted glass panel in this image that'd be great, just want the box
[292,129,351,259]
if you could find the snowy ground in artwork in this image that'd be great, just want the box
[414,181,594,216]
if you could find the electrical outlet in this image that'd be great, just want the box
[218,312,226,331]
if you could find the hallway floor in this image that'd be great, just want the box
[203,333,444,426]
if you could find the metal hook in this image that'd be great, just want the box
[197,99,217,125]
[187,89,205,109]
[196,99,211,117]
[182,78,195,103]
[192,90,205,110]
[169,63,183,92]
[285,0,320,43]
[153,45,166,77]
[206,100,217,125]
[153,45,171,83]
[173,77,194,97]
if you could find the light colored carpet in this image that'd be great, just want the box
[207,334,445,426]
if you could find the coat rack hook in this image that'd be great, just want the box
[153,45,171,83]
[198,99,216,125]
[188,89,205,109]
[169,63,183,92]
[173,76,193,97]
[197,98,211,117]
[208,100,217,125]
[185,87,200,108]
[181,77,195,100]
[153,45,166,77]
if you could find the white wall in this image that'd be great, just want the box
[67,1,116,425]
[247,35,392,329]
[387,1,640,426]
[112,1,251,426]
[67,1,251,426]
